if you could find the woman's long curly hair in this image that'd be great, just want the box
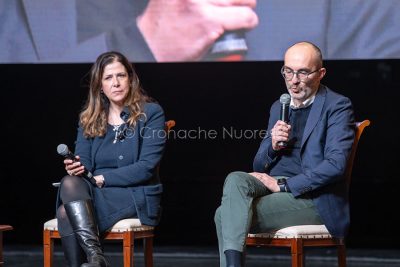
[79,51,150,138]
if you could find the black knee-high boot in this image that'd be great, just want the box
[64,199,110,267]
[61,233,86,267]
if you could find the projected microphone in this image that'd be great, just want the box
[210,31,248,61]
[278,93,291,148]
[57,144,97,186]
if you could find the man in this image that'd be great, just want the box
[214,41,355,267]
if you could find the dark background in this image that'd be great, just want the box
[1,60,399,248]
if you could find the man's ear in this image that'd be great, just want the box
[319,67,327,79]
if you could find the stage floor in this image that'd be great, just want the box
[3,245,400,266]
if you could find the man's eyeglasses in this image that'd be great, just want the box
[281,66,320,82]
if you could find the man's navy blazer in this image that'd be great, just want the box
[253,85,355,238]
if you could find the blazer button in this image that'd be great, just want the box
[118,155,124,160]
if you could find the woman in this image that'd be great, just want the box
[56,51,166,267]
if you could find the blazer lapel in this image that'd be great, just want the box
[22,0,77,61]
[301,85,327,148]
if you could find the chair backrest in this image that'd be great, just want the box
[165,120,176,133]
[155,119,175,173]
[344,120,370,184]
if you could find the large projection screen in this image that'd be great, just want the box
[1,0,400,63]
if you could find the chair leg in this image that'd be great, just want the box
[144,237,153,267]
[43,230,54,267]
[338,244,346,267]
[123,231,134,267]
[290,238,304,267]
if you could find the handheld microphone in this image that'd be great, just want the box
[57,144,97,186]
[209,31,248,61]
[278,93,291,148]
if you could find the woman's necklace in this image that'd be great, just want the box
[109,109,125,144]
[112,124,123,144]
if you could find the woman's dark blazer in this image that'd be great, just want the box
[58,102,166,231]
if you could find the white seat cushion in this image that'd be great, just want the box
[108,218,154,232]
[248,225,332,239]
[44,218,154,232]
[43,219,58,231]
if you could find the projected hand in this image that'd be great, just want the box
[137,0,258,62]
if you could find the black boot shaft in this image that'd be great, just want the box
[64,199,110,267]
[61,233,86,267]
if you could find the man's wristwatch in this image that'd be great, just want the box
[277,178,289,192]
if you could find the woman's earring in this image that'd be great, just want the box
[100,89,104,94]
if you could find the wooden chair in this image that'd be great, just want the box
[246,120,370,267]
[44,120,176,267]
[0,225,13,266]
